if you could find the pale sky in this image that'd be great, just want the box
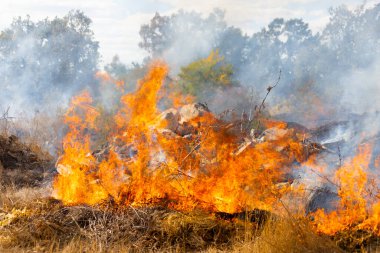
[0,0,377,66]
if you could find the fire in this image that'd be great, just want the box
[53,91,109,204]
[53,61,380,238]
[312,143,380,235]
[96,70,125,90]
[53,61,307,213]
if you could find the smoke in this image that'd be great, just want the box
[340,59,380,115]
[0,10,99,117]
[0,4,379,160]
[160,10,226,74]
[138,4,380,129]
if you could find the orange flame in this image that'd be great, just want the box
[96,70,125,90]
[52,61,380,240]
[53,61,308,213]
[53,91,109,204]
[312,143,380,235]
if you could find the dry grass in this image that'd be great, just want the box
[0,187,347,253]
[332,226,380,252]
[244,217,343,253]
[0,187,240,252]
[0,110,64,155]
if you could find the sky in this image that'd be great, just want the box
[0,0,376,66]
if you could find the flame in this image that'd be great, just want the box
[312,143,380,235]
[54,61,380,237]
[53,61,308,213]
[53,91,109,204]
[96,70,125,90]
[95,71,112,83]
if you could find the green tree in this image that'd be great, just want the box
[178,50,236,99]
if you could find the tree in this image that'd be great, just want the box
[139,9,231,68]
[218,26,249,68]
[244,18,317,86]
[321,4,380,69]
[139,12,171,57]
[0,10,99,112]
[104,55,128,79]
[104,55,147,92]
[138,4,380,124]
[178,50,236,99]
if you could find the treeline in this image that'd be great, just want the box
[1,4,379,124]
[0,10,99,113]
[110,4,380,124]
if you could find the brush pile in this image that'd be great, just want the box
[0,113,378,252]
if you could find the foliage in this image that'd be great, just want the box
[178,50,236,99]
[139,12,172,56]
[139,9,234,68]
[0,10,99,111]
[139,4,380,123]
[139,10,227,57]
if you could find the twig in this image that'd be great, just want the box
[256,70,282,116]
[129,205,143,220]
[320,145,337,154]
[253,70,281,130]
[248,87,255,122]
[240,109,245,133]
[337,144,342,167]
[359,136,380,146]
[308,167,339,188]
[0,106,15,135]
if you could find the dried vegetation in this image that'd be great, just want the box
[0,186,344,253]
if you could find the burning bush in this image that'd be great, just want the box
[53,61,310,214]
[1,61,380,252]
